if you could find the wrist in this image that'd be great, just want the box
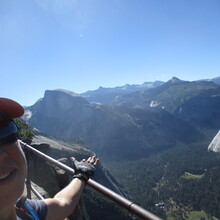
[73,173,89,183]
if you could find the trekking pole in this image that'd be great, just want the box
[19,140,163,220]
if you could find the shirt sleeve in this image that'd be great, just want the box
[26,199,48,220]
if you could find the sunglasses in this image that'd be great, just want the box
[0,120,19,145]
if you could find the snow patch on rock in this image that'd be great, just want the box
[150,100,160,108]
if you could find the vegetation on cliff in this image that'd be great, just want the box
[16,119,34,142]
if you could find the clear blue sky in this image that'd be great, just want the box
[1,0,220,106]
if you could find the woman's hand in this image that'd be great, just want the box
[70,156,100,182]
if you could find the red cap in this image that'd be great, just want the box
[0,98,24,119]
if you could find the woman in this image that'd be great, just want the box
[0,97,99,220]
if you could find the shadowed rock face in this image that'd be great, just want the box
[24,134,131,220]
[175,94,220,128]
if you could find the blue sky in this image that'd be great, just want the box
[1,0,220,106]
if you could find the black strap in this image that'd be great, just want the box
[73,173,89,182]
[16,196,27,209]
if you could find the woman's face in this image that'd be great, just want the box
[0,141,27,205]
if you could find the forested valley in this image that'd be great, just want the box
[23,78,220,219]
[106,138,220,219]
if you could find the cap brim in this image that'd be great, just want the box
[0,98,24,118]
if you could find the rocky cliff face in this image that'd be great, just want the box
[208,130,220,152]
[174,93,220,128]
[24,89,202,162]
[24,133,131,220]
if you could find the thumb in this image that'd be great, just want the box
[70,157,77,170]
[70,157,75,161]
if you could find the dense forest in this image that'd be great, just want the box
[106,137,220,219]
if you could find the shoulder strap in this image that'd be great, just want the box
[16,196,27,209]
[23,201,40,220]
[15,197,40,220]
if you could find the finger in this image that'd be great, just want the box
[94,158,100,166]
[88,156,96,164]
[86,156,93,163]
[70,157,77,169]
[90,156,96,164]
[70,157,75,161]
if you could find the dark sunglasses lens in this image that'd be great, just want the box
[0,121,18,145]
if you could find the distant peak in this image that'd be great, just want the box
[168,77,184,84]
[171,76,180,81]
[44,89,88,104]
[53,89,80,97]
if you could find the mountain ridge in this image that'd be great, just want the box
[21,76,220,219]
[80,76,220,105]
[24,85,204,162]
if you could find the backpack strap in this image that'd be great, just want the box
[15,197,40,220]
[23,201,40,220]
[16,196,27,209]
